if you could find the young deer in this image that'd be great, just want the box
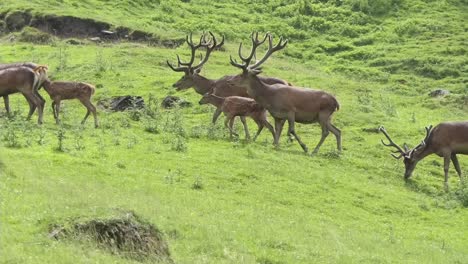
[199,92,275,141]
[40,75,99,128]
[229,33,341,154]
[379,122,468,189]
[0,65,45,124]
[0,62,47,119]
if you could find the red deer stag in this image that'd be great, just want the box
[229,33,341,154]
[0,65,45,124]
[199,92,275,141]
[167,32,290,125]
[379,122,468,189]
[0,62,47,118]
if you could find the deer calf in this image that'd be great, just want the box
[41,79,99,128]
[199,93,275,141]
[380,121,468,189]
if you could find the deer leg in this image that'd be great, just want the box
[312,112,333,154]
[327,123,342,152]
[287,114,309,153]
[252,119,264,142]
[3,95,10,116]
[24,96,36,120]
[444,155,451,191]
[273,118,285,146]
[81,99,99,128]
[451,154,463,181]
[224,115,237,139]
[212,108,222,124]
[51,101,57,120]
[239,116,250,140]
[22,91,43,124]
[260,119,275,142]
[55,100,61,125]
[33,93,44,125]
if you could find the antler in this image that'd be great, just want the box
[192,31,225,71]
[230,32,269,72]
[379,126,407,159]
[413,125,433,149]
[249,34,288,69]
[167,32,212,73]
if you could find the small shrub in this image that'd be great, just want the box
[18,27,54,44]
[171,135,187,152]
[56,126,67,152]
[191,176,203,190]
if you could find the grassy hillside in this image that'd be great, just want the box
[0,0,467,263]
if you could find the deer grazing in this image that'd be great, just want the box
[199,92,275,141]
[379,122,468,189]
[0,65,46,124]
[167,32,290,125]
[229,33,341,154]
[38,67,98,128]
[0,62,47,119]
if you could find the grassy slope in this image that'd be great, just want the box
[0,0,467,263]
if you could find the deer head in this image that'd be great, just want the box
[379,125,433,179]
[167,32,224,91]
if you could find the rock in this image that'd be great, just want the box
[97,96,145,111]
[89,37,102,42]
[161,96,192,109]
[429,89,450,97]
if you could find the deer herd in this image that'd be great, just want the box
[1,31,467,189]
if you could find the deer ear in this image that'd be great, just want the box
[194,68,202,74]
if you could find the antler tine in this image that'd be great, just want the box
[192,32,220,71]
[249,34,288,69]
[166,60,188,73]
[378,126,406,156]
[230,55,245,69]
[424,125,433,142]
[391,153,403,159]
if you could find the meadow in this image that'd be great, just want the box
[0,0,467,263]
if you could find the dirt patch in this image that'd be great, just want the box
[50,212,172,262]
[1,11,185,47]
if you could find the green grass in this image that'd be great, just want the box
[1,0,468,263]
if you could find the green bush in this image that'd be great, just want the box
[17,26,54,44]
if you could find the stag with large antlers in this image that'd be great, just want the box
[229,32,341,154]
[167,32,290,125]
[379,122,468,189]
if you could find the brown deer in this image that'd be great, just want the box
[229,33,341,154]
[167,32,290,125]
[0,62,47,118]
[379,122,468,189]
[39,71,99,128]
[199,92,275,141]
[0,66,45,124]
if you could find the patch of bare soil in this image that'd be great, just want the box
[0,10,184,47]
[50,212,173,263]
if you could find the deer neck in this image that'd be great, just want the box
[42,79,52,92]
[247,75,272,102]
[208,94,224,107]
[192,74,215,95]
[411,146,434,162]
